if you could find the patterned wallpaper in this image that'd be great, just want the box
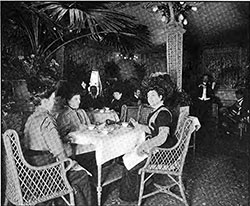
[202,46,249,89]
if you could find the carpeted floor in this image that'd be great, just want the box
[2,118,249,206]
[101,125,249,206]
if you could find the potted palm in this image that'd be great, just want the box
[2,48,61,113]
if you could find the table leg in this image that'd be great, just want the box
[97,164,102,206]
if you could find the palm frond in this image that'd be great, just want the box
[33,2,137,33]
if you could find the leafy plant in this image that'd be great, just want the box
[1,48,61,93]
[2,1,151,64]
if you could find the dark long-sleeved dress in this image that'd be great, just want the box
[119,105,177,202]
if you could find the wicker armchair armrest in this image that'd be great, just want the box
[139,146,180,174]
[63,158,74,172]
[24,157,74,172]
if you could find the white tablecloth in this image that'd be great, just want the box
[87,109,120,124]
[69,125,145,166]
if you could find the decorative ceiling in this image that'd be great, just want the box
[107,2,249,48]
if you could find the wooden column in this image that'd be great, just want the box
[165,22,186,91]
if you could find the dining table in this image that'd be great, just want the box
[69,123,145,206]
[87,108,120,124]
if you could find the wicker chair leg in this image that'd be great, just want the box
[192,132,196,158]
[138,171,146,206]
[69,191,75,206]
[179,176,188,206]
[240,127,243,139]
[61,192,75,206]
[3,197,8,206]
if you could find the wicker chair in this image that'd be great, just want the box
[175,111,196,157]
[138,116,200,206]
[120,104,141,122]
[2,129,75,206]
[137,104,153,125]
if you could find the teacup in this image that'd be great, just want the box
[122,122,129,127]
[88,125,95,130]
[101,130,109,135]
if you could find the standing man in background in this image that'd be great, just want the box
[192,73,216,151]
[194,74,215,124]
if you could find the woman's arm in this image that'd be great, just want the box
[81,109,91,126]
[130,118,151,133]
[137,126,169,156]
[57,113,73,141]
[139,124,151,133]
[42,117,68,160]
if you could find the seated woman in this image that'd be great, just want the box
[119,85,177,202]
[57,84,91,141]
[110,87,128,116]
[56,83,96,175]
[23,83,92,206]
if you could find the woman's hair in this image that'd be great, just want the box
[63,83,84,102]
[147,85,166,101]
[27,76,57,106]
[30,85,57,106]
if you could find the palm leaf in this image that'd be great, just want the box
[33,2,137,33]
[2,1,152,62]
[2,1,64,55]
[33,1,152,52]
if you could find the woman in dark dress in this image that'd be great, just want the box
[119,85,177,202]
[110,88,127,116]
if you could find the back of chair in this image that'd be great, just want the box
[174,110,189,140]
[3,130,25,205]
[144,116,199,175]
[2,111,32,148]
[2,129,73,206]
[138,104,153,125]
[120,105,141,122]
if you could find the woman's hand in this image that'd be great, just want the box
[129,118,151,133]
[136,141,150,156]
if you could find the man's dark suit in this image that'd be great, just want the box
[194,81,215,123]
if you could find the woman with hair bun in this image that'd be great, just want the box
[56,83,96,176]
[57,83,91,143]
[23,82,92,206]
[119,84,177,203]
